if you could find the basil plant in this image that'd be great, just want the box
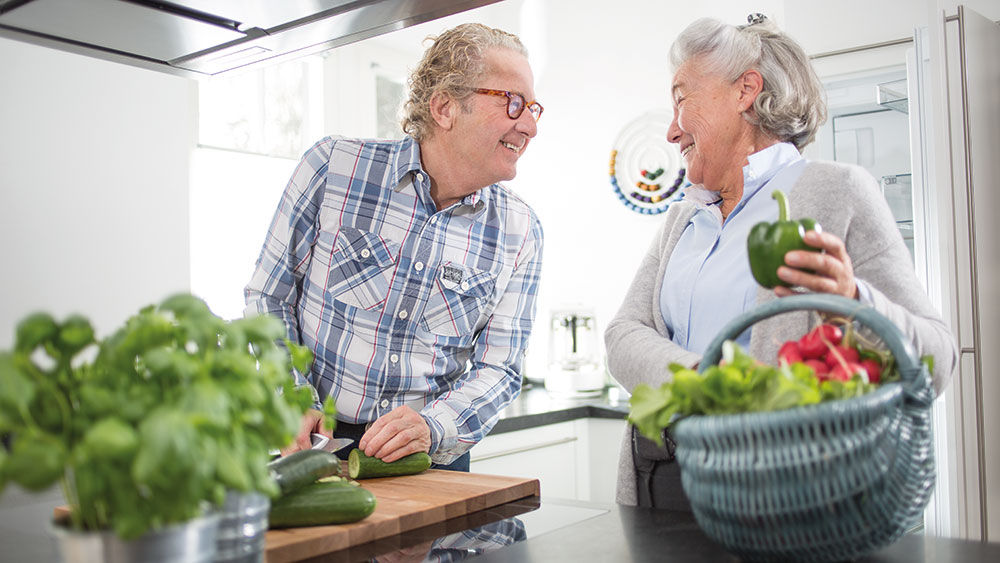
[0,294,320,539]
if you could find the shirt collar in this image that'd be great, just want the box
[680,142,801,224]
[391,136,424,187]
[391,135,491,213]
[740,142,802,203]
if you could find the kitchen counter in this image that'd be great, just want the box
[490,382,629,434]
[302,495,1000,562]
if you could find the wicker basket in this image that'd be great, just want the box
[672,294,935,563]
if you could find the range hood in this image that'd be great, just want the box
[0,0,502,77]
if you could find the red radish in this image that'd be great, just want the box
[824,345,861,369]
[829,361,866,382]
[778,341,803,365]
[860,359,882,383]
[804,359,830,380]
[798,324,843,359]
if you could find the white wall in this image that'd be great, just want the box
[0,37,196,346]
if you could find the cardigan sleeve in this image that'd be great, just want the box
[605,205,702,392]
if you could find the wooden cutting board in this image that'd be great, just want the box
[265,469,539,562]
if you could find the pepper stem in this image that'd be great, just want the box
[772,190,790,221]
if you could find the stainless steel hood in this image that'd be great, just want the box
[0,0,503,77]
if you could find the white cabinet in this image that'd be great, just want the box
[470,418,627,504]
[580,418,628,504]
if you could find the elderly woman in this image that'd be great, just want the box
[605,15,957,509]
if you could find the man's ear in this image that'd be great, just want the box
[737,69,764,112]
[430,91,456,131]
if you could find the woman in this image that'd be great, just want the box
[604,14,957,509]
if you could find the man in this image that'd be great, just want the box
[245,23,544,471]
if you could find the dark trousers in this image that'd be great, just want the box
[334,421,470,472]
[632,426,692,512]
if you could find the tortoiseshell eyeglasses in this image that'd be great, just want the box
[472,88,544,122]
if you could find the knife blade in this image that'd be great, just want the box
[310,433,355,453]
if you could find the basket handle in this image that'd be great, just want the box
[698,294,933,406]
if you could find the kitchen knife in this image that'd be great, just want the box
[311,433,355,453]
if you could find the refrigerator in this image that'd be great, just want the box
[922,5,1000,543]
[807,5,1000,541]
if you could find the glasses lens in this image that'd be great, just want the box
[507,94,524,119]
[528,103,543,121]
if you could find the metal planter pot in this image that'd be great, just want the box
[52,513,220,563]
[214,491,270,563]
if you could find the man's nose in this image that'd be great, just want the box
[517,110,538,138]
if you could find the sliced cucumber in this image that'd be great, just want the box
[267,449,341,495]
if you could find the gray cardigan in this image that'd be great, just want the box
[605,160,958,505]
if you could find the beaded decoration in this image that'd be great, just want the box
[610,110,688,215]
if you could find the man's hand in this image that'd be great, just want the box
[281,408,326,456]
[359,405,431,463]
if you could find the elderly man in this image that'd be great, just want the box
[245,23,544,471]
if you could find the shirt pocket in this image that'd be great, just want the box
[323,226,399,311]
[421,262,496,338]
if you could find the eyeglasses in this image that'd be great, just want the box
[472,88,544,122]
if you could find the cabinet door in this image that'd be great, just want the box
[471,421,579,500]
[580,418,627,504]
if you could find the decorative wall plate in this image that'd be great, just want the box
[610,109,688,215]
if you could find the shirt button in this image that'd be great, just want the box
[461,281,470,291]
[430,216,438,225]
[416,172,425,183]
[390,353,399,363]
[380,399,389,409]
[360,248,371,258]
[398,309,408,320]
[414,261,424,272]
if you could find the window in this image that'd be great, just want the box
[191,44,409,320]
[376,74,405,139]
[198,57,323,158]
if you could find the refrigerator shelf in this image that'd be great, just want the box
[877,79,909,114]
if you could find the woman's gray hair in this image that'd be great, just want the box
[669,16,827,150]
[401,23,528,142]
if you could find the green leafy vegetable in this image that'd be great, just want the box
[0,293,316,539]
[628,341,874,445]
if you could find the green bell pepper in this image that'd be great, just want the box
[747,189,821,288]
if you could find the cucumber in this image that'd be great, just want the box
[267,449,341,495]
[268,481,376,528]
[347,448,432,479]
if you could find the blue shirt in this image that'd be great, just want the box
[659,143,806,355]
[245,136,544,463]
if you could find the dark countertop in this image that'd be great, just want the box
[310,496,1000,563]
[474,498,1000,563]
[490,382,630,434]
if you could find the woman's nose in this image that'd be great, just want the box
[667,114,681,144]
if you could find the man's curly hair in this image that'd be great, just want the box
[401,23,528,141]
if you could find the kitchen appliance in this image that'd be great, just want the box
[544,308,605,397]
[809,8,1000,536]
[0,0,501,77]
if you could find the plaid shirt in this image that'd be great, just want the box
[245,136,544,464]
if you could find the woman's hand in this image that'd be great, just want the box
[774,230,859,299]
